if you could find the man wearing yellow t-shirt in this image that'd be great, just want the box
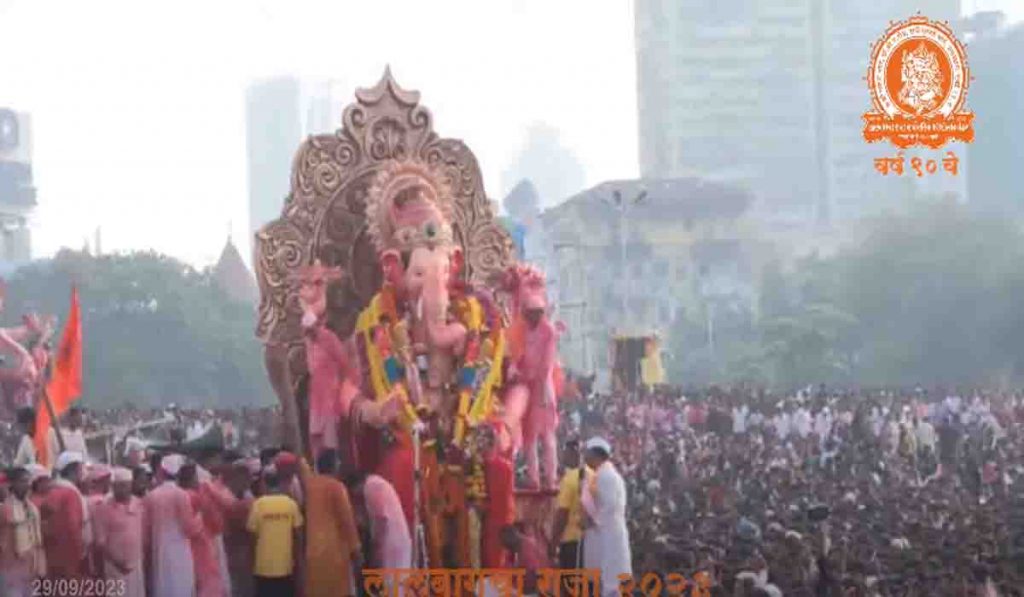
[550,439,586,569]
[248,469,304,597]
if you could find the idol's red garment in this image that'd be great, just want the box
[375,433,416,532]
[482,454,515,568]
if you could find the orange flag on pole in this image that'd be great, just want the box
[35,286,83,467]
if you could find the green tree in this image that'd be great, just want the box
[836,199,1024,385]
[764,198,1024,386]
[2,250,272,408]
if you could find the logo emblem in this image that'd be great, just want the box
[863,15,973,148]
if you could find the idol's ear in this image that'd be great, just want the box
[380,250,403,285]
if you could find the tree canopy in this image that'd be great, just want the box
[2,249,272,409]
[668,199,1024,388]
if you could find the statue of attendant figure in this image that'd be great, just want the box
[295,260,358,458]
[0,280,56,417]
[502,264,563,490]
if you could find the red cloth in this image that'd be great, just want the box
[41,482,85,579]
[516,534,550,571]
[188,489,227,597]
[482,454,515,568]
[273,451,299,471]
[375,437,416,532]
[515,534,551,594]
[35,287,83,467]
[688,404,707,427]
[983,462,999,485]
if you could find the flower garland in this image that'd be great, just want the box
[355,285,419,431]
[354,285,505,441]
[452,294,506,446]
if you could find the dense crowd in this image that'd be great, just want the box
[0,406,278,465]
[562,386,1024,596]
[1,386,1022,596]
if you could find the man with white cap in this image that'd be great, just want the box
[93,467,144,596]
[41,451,88,579]
[580,437,631,597]
[144,453,203,597]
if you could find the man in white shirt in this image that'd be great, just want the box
[814,408,832,442]
[47,406,88,465]
[870,407,884,438]
[13,407,37,467]
[794,407,812,439]
[581,437,632,597]
[732,405,748,435]
[773,411,791,440]
[915,418,937,455]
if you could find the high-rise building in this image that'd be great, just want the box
[0,108,35,264]
[635,0,962,224]
[821,1,962,219]
[964,13,1024,216]
[246,78,350,250]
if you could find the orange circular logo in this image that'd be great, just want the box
[863,15,974,148]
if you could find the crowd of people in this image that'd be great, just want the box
[560,385,1024,595]
[0,403,595,597]
[0,405,278,466]
[0,385,1021,596]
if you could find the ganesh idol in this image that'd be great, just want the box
[342,160,508,549]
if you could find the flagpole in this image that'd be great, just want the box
[39,360,67,457]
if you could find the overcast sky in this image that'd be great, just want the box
[2,0,1021,267]
[1,0,638,266]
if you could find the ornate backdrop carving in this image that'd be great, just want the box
[254,68,514,398]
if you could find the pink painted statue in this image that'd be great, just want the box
[295,260,358,457]
[501,264,563,490]
[0,279,56,417]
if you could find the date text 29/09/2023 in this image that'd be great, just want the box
[31,578,126,597]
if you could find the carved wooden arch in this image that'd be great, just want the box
[253,68,514,449]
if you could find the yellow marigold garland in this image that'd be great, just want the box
[355,287,505,440]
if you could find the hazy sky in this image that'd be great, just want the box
[1,0,638,266]
[2,0,1021,267]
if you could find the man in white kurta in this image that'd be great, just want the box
[360,474,412,568]
[143,454,202,597]
[794,407,812,439]
[580,437,631,597]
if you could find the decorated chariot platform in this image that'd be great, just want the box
[253,68,569,567]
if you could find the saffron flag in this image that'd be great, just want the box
[35,286,82,467]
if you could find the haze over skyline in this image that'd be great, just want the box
[2,0,1020,267]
